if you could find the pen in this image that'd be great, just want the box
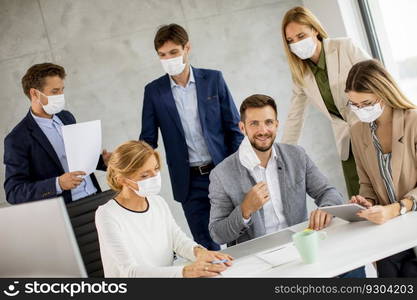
[211,259,229,264]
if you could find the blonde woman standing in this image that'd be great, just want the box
[281,6,370,198]
[346,60,417,277]
[95,140,232,277]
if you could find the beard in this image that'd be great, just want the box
[249,133,275,152]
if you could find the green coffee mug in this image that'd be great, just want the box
[292,230,327,264]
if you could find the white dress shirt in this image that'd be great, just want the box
[169,66,212,166]
[244,147,288,234]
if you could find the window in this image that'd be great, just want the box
[359,0,417,103]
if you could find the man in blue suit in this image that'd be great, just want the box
[140,24,243,250]
[4,63,111,204]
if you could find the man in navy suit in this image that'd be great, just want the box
[140,24,243,250]
[4,63,111,204]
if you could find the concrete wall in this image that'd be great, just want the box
[0,0,349,237]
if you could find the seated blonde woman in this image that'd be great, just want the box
[346,59,417,277]
[95,140,232,277]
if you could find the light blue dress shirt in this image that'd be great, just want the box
[169,66,212,166]
[31,111,97,201]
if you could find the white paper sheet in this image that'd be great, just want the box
[220,255,272,278]
[255,243,299,267]
[62,120,101,175]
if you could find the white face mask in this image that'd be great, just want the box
[128,172,161,198]
[289,37,317,60]
[160,55,186,76]
[238,136,261,181]
[38,90,65,115]
[351,103,384,123]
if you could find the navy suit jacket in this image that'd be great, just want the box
[139,67,243,203]
[4,110,105,204]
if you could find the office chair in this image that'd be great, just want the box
[66,190,116,277]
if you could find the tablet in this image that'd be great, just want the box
[319,203,367,222]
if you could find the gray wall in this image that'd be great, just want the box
[0,0,347,236]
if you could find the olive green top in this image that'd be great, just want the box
[307,48,343,120]
[308,48,359,197]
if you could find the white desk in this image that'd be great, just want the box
[222,212,417,277]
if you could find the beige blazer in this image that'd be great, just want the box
[281,38,370,161]
[351,109,417,206]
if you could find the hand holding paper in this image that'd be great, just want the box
[102,149,112,167]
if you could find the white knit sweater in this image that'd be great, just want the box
[95,195,197,277]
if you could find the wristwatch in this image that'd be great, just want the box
[407,195,417,211]
[399,199,407,215]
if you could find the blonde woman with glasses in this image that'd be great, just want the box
[281,6,370,199]
[346,59,417,277]
[95,140,232,277]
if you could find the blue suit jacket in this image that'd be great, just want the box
[4,110,105,204]
[139,67,243,203]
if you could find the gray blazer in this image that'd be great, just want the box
[208,143,343,246]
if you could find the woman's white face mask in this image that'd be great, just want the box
[350,102,384,123]
[289,36,317,60]
[128,172,161,197]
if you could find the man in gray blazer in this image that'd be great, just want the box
[208,94,344,246]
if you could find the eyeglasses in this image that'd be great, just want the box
[347,99,380,111]
[247,119,277,129]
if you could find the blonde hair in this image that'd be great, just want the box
[281,6,328,86]
[106,140,161,192]
[345,59,417,110]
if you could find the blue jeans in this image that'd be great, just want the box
[339,266,366,278]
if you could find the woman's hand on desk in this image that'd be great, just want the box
[194,247,233,267]
[182,260,227,278]
[182,248,233,278]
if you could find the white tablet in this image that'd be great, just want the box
[319,203,367,222]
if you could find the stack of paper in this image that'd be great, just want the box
[220,255,272,278]
[62,120,102,175]
[220,244,300,277]
[255,244,299,266]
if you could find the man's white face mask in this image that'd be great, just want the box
[37,90,65,115]
[239,136,261,175]
[160,55,186,76]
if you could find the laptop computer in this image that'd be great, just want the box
[220,228,295,259]
[0,197,87,277]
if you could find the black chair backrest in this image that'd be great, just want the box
[66,190,116,278]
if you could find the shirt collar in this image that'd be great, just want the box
[169,65,195,88]
[270,145,277,160]
[30,109,61,128]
